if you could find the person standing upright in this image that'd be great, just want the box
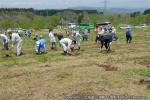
[82,29,89,41]
[48,29,56,49]
[95,26,105,43]
[72,30,81,50]
[8,32,23,56]
[125,28,132,44]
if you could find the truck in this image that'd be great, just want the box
[79,23,95,32]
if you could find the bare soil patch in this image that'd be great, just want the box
[138,79,150,85]
[39,64,52,68]
[69,61,118,71]
[92,62,118,71]
[139,61,150,67]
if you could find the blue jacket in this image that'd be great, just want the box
[126,30,132,36]
[39,38,46,46]
[36,38,46,53]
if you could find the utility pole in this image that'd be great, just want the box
[47,10,49,17]
[104,0,107,14]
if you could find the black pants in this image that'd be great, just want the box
[83,35,88,41]
[126,35,132,43]
[4,39,9,50]
[95,35,99,43]
[51,42,56,49]
[95,34,104,43]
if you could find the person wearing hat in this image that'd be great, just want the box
[35,35,46,54]
[8,32,23,56]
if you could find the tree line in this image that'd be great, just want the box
[0,8,99,16]
[0,8,150,29]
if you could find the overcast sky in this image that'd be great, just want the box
[0,0,150,9]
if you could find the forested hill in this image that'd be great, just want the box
[0,8,99,16]
[0,8,150,29]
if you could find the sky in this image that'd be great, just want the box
[0,0,150,9]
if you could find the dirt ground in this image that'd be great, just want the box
[0,30,150,100]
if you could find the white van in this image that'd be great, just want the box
[68,23,76,29]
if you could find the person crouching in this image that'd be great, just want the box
[0,33,10,57]
[59,38,74,55]
[35,36,46,54]
[0,33,9,50]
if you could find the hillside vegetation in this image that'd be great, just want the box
[0,8,150,30]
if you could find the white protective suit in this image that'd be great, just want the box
[12,33,23,56]
[73,31,81,46]
[59,38,72,52]
[0,34,9,50]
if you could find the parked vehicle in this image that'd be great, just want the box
[96,22,111,28]
[68,23,76,29]
[6,28,26,37]
[134,24,148,28]
[79,23,94,31]
[96,22,112,32]
[119,24,132,29]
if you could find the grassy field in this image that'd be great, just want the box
[0,28,150,100]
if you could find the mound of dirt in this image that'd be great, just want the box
[39,64,51,68]
[93,63,118,71]
[138,79,150,85]
[72,90,96,96]
[70,52,81,56]
[56,72,72,80]
[136,79,150,90]
[139,61,150,67]
[61,52,80,56]
[147,85,150,89]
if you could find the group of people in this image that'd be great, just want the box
[0,32,23,56]
[0,25,132,57]
[95,24,132,44]
[0,29,77,56]
[34,29,81,55]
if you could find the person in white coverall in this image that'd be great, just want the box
[0,33,10,56]
[111,27,118,41]
[72,31,81,50]
[0,33,9,50]
[9,32,23,56]
[59,38,73,54]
